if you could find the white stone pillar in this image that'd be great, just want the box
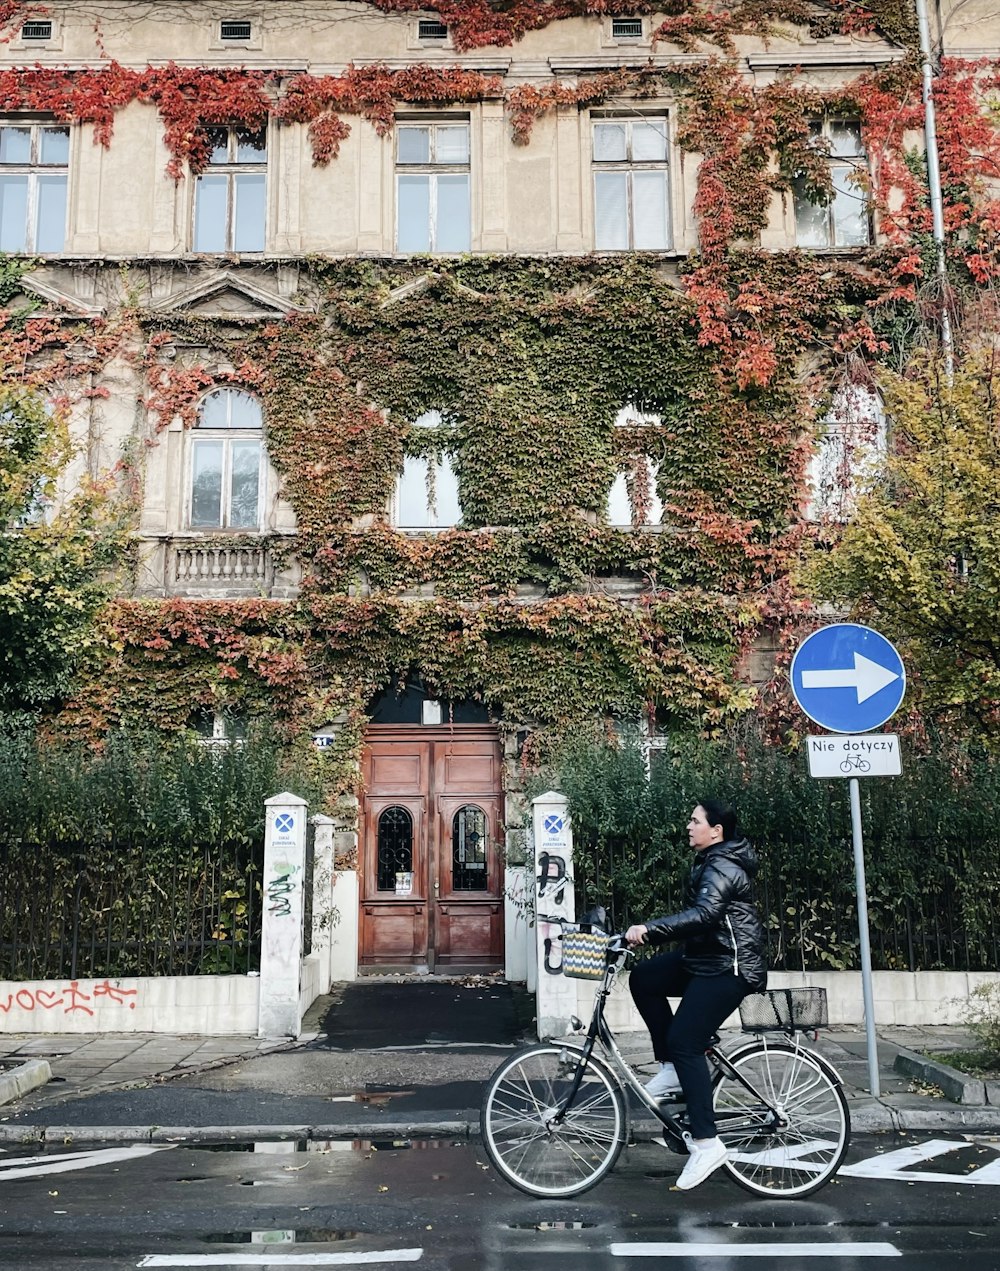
[504,864,529,983]
[532,791,576,1039]
[258,792,308,1040]
[311,815,335,993]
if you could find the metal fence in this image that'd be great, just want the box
[0,838,263,980]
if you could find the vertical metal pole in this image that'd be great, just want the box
[914,0,953,378]
[849,777,881,1098]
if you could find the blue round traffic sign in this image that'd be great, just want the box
[790,624,905,733]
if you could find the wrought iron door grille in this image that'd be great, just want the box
[453,805,488,891]
[377,805,413,891]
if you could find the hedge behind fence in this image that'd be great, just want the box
[0,723,319,979]
[553,730,1000,973]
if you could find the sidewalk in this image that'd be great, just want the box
[0,993,997,1146]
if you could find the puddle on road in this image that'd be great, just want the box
[327,1087,416,1106]
[187,1136,461,1156]
[205,1229,359,1245]
[509,1221,598,1231]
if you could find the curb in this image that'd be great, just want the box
[894,1046,1000,1108]
[5,1104,1000,1147]
[0,1059,51,1107]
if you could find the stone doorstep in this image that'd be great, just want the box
[893,1046,1000,1106]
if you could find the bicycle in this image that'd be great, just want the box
[840,755,871,773]
[480,926,851,1200]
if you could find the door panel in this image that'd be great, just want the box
[360,727,504,970]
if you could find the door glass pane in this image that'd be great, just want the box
[397,174,431,251]
[0,175,27,252]
[191,439,224,527]
[831,165,868,246]
[435,174,470,252]
[607,471,633,526]
[435,124,469,164]
[397,126,430,165]
[793,177,830,248]
[377,806,413,891]
[233,173,266,251]
[39,127,69,166]
[452,806,488,892]
[632,171,668,249]
[194,174,228,251]
[632,121,667,161]
[595,171,628,249]
[35,175,66,252]
[229,440,261,528]
[593,122,627,162]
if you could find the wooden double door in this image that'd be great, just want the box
[359,726,505,971]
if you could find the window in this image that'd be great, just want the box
[593,118,670,251]
[396,121,470,253]
[394,410,462,530]
[611,17,644,39]
[418,19,449,40]
[21,20,54,40]
[377,806,413,891]
[193,126,266,252]
[807,383,885,520]
[189,389,264,530]
[607,404,663,527]
[794,120,870,249]
[0,123,68,253]
[192,708,248,745]
[453,806,488,892]
[220,20,252,41]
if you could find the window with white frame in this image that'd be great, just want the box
[192,707,248,745]
[807,383,885,520]
[189,389,265,530]
[607,404,663,527]
[394,409,462,530]
[193,125,267,252]
[0,122,68,253]
[794,120,870,250]
[593,117,671,251]
[396,121,471,253]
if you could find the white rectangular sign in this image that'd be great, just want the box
[807,733,901,778]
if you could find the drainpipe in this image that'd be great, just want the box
[914,0,954,377]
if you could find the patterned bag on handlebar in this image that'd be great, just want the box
[561,930,607,980]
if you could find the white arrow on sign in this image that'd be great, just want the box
[800,652,900,704]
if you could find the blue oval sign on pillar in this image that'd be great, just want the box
[790,623,906,733]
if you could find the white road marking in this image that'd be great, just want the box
[728,1138,837,1171]
[839,1138,1000,1185]
[0,1144,173,1180]
[137,1253,423,1267]
[611,1242,901,1258]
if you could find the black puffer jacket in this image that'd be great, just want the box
[643,838,767,991]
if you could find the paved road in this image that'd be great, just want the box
[1,1132,999,1269]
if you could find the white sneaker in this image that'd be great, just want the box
[644,1062,682,1098]
[675,1136,728,1190]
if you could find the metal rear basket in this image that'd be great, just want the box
[739,988,828,1034]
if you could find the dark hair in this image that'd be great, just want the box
[699,798,738,842]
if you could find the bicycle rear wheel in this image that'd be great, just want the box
[712,1040,850,1198]
[480,1043,626,1198]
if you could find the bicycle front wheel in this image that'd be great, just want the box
[712,1041,850,1198]
[480,1043,626,1198]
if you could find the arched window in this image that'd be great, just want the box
[189,389,264,530]
[394,409,461,530]
[807,384,885,521]
[607,404,663,527]
[452,805,488,892]
[377,805,414,892]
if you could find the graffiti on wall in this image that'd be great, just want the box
[267,863,300,918]
[537,833,569,977]
[0,980,138,1017]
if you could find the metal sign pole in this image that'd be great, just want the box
[849,776,881,1098]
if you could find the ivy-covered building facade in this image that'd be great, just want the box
[2,0,997,972]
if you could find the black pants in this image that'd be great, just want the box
[628,948,749,1139]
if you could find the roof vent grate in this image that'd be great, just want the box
[22,20,54,40]
[611,18,644,39]
[418,19,449,40]
[220,19,252,41]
